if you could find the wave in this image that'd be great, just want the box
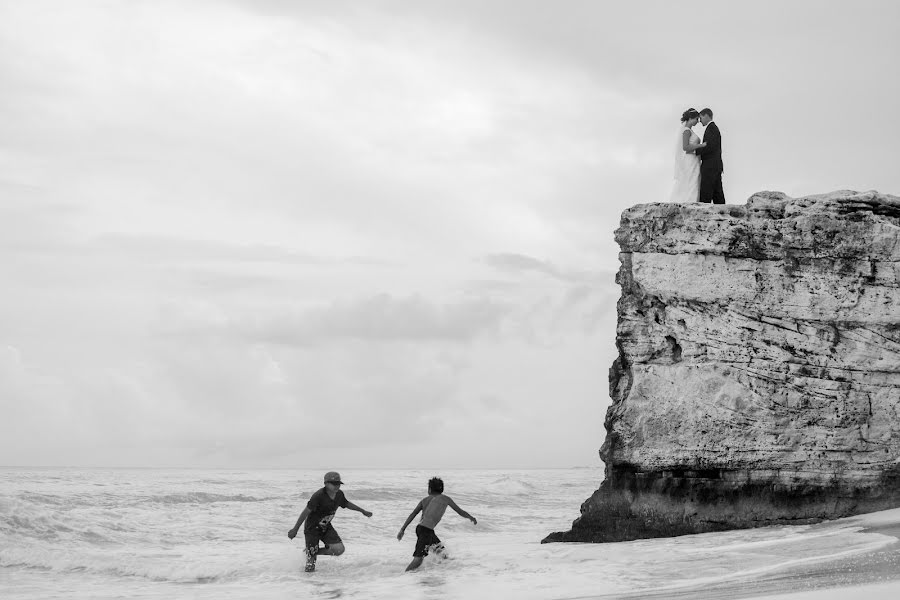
[0,498,120,544]
[336,488,415,503]
[486,475,536,496]
[143,492,268,504]
[1,498,73,541]
[16,492,67,506]
[0,545,250,583]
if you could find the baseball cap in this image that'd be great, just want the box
[324,471,344,484]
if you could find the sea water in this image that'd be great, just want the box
[2,467,899,599]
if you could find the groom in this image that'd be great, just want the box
[696,108,725,204]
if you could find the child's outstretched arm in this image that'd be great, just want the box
[448,498,477,525]
[288,507,310,539]
[397,501,423,540]
[345,500,373,518]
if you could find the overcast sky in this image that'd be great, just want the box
[2,0,899,469]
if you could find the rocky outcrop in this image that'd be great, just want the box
[545,190,900,543]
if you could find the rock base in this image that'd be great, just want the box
[543,465,900,543]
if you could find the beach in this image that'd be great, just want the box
[4,467,900,599]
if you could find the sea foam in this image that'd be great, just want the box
[3,467,899,600]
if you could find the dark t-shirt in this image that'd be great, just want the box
[304,487,348,532]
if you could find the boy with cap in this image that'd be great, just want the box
[396,476,476,571]
[288,471,373,572]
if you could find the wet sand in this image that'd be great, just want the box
[611,516,900,600]
[744,522,900,600]
[753,581,900,600]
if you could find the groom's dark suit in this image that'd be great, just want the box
[697,121,725,204]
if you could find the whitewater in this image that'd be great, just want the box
[4,467,900,599]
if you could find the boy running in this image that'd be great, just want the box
[288,471,372,572]
[397,477,477,571]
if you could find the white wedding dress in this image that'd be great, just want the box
[669,124,701,203]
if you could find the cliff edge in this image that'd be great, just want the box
[545,190,900,543]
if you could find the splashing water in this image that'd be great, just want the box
[2,467,899,599]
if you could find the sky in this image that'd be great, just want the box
[1,0,899,469]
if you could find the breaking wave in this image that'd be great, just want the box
[143,492,268,504]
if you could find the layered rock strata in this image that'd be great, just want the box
[545,190,900,543]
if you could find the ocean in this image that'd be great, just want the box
[3,467,900,600]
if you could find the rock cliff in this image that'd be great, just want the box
[545,190,900,543]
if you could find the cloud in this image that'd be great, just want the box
[226,294,509,345]
[482,252,613,284]
[477,252,619,336]
[483,253,568,280]
[0,0,663,266]
[0,338,468,466]
[2,0,899,468]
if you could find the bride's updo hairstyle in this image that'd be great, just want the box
[681,108,700,122]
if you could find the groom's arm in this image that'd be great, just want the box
[696,125,720,158]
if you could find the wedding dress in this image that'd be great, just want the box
[669,125,701,203]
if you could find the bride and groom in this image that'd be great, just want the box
[670,107,725,204]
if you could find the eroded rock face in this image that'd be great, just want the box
[545,190,900,543]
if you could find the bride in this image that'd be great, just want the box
[669,108,706,203]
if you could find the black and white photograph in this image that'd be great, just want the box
[3,1,900,598]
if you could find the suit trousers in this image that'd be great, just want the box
[699,166,725,204]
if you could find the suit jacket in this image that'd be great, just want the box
[697,121,723,173]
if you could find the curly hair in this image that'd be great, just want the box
[681,108,700,122]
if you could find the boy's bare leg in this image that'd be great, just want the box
[405,557,424,571]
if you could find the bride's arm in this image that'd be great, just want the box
[682,130,706,152]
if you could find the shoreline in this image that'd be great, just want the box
[601,515,900,600]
